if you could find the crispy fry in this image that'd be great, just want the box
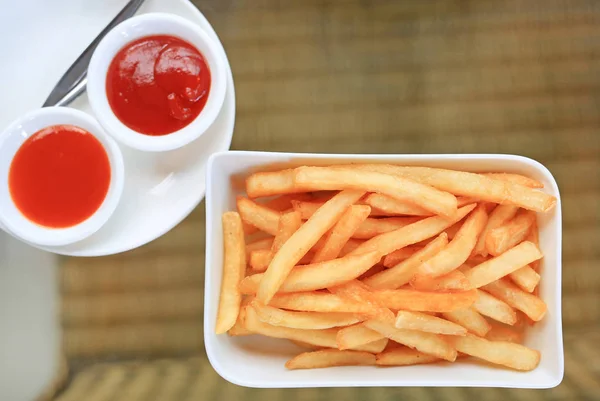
[526,219,541,272]
[415,204,488,278]
[263,193,314,211]
[364,319,457,362]
[216,212,246,334]
[291,200,327,220]
[356,338,389,353]
[293,166,458,217]
[482,278,547,321]
[285,349,376,370]
[240,251,381,294]
[382,246,424,267]
[482,173,544,189]
[329,280,395,322]
[370,289,478,313]
[364,233,448,290]
[376,347,440,366]
[246,169,300,198]
[228,297,253,336]
[351,217,421,240]
[312,205,371,263]
[258,190,365,304]
[363,193,432,216]
[249,211,303,271]
[410,270,472,292]
[250,249,315,272]
[464,241,543,288]
[509,264,541,293]
[268,292,375,314]
[473,289,517,325]
[337,324,386,350]
[449,334,540,371]
[338,238,364,256]
[442,308,491,337]
[237,197,282,236]
[350,204,476,257]
[245,237,274,259]
[485,210,536,256]
[473,204,519,256]
[251,301,362,329]
[350,164,556,213]
[394,311,467,336]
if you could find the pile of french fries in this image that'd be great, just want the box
[215,164,556,371]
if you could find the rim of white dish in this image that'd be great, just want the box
[87,12,227,152]
[0,107,125,247]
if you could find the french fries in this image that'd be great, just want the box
[311,204,371,263]
[449,334,540,371]
[286,349,376,370]
[464,241,543,288]
[257,190,365,303]
[217,163,552,371]
[293,167,458,217]
[215,212,246,334]
[240,251,381,294]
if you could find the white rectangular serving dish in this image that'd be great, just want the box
[204,151,563,389]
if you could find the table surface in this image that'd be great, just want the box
[56,0,600,399]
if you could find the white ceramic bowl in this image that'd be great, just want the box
[87,13,227,152]
[0,107,124,247]
[204,151,563,389]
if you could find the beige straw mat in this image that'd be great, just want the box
[51,0,600,398]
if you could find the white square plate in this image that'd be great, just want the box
[204,151,563,388]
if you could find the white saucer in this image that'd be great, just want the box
[0,0,234,256]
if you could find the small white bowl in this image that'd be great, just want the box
[0,107,124,247]
[204,151,564,389]
[87,13,227,152]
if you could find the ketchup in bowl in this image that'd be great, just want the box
[106,35,211,136]
[9,125,111,228]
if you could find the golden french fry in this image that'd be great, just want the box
[240,251,381,294]
[363,193,432,216]
[356,338,389,353]
[228,297,253,336]
[473,204,519,256]
[350,204,476,257]
[245,237,274,259]
[358,264,387,280]
[251,301,362,329]
[337,323,386,350]
[291,200,327,220]
[509,264,540,293]
[449,334,540,371]
[464,241,543,288]
[364,319,457,362]
[370,289,478,313]
[329,280,395,322]
[349,164,556,213]
[482,278,547,321]
[293,166,458,217]
[414,204,488,279]
[258,190,365,304]
[246,169,299,198]
[442,308,491,337]
[486,322,524,343]
[410,270,472,292]
[364,233,448,290]
[382,246,424,267]
[237,196,281,236]
[485,210,536,256]
[272,210,303,253]
[216,212,247,334]
[268,292,376,314]
[312,204,371,263]
[394,311,467,336]
[443,220,463,240]
[482,173,544,189]
[376,347,440,366]
[526,219,541,271]
[473,289,517,325]
[338,238,364,256]
[350,217,421,240]
[285,349,376,370]
[249,249,271,272]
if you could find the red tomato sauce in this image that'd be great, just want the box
[9,125,111,228]
[106,34,211,136]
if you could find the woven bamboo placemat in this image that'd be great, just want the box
[55,0,599,398]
